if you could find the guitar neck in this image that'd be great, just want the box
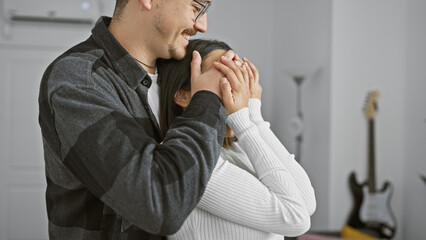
[368,119,376,193]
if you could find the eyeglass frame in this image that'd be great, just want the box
[193,0,211,22]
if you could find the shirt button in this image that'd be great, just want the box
[142,79,149,86]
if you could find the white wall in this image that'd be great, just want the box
[330,1,407,239]
[271,0,332,231]
[402,0,426,239]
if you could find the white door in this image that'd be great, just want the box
[0,47,64,240]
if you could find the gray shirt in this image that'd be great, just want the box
[38,17,227,240]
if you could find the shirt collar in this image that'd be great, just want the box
[91,16,149,90]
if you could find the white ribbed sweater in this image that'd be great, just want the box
[168,99,316,240]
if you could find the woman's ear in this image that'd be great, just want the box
[174,89,191,109]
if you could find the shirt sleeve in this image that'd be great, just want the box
[248,98,316,215]
[196,107,311,237]
[49,78,227,235]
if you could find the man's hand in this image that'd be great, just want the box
[214,53,250,114]
[243,57,262,100]
[190,50,225,97]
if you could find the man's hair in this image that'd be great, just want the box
[157,39,236,147]
[114,0,130,19]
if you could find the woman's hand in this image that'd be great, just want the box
[243,58,262,100]
[214,54,250,114]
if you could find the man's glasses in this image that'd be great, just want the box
[193,0,211,22]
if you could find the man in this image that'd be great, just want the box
[38,0,248,239]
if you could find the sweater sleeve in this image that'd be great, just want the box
[248,98,316,215]
[196,108,311,237]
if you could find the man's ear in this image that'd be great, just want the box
[139,0,152,10]
[174,90,191,108]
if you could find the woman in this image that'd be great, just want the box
[157,39,316,240]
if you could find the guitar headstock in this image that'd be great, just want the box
[364,91,379,119]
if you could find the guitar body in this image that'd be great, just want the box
[348,172,365,230]
[347,172,396,239]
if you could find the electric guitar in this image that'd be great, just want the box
[346,91,397,239]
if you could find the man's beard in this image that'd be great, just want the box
[168,43,186,60]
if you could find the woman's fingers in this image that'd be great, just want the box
[214,53,250,113]
[213,61,239,89]
[220,78,234,114]
[246,62,255,89]
[244,58,259,83]
[242,58,255,95]
[220,55,246,84]
[243,57,262,100]
[240,62,249,85]
[247,63,255,82]
[222,50,236,60]
[241,62,250,85]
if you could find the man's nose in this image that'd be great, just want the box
[194,14,208,33]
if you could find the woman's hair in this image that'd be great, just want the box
[157,39,232,141]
